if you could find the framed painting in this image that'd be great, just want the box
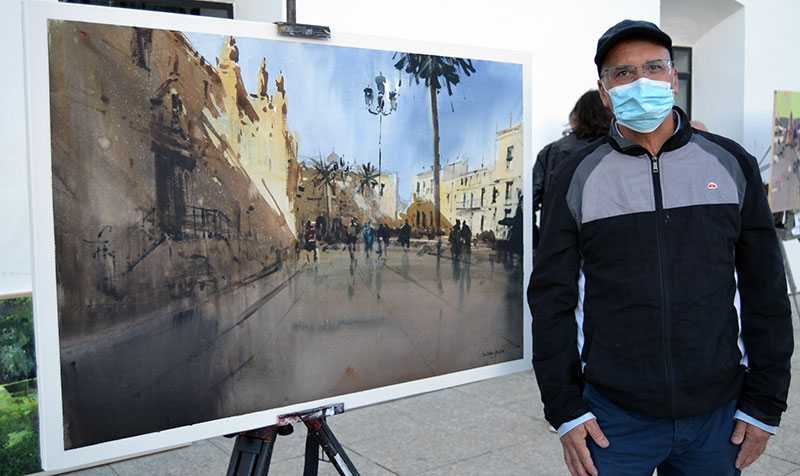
[24,0,532,469]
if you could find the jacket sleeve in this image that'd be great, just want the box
[527,162,589,429]
[733,144,794,427]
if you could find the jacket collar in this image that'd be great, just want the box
[607,106,692,156]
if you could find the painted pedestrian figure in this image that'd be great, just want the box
[399,219,411,251]
[377,223,391,257]
[303,220,317,262]
[346,217,359,259]
[461,222,472,256]
[363,221,376,258]
[449,220,462,260]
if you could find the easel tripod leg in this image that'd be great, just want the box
[303,432,320,476]
[303,418,360,476]
[226,427,278,476]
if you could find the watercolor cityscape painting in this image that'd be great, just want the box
[47,19,525,449]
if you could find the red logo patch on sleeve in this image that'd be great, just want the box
[707,182,718,190]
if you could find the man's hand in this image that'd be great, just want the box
[560,418,609,476]
[731,419,771,470]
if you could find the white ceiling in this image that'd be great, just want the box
[660,0,743,46]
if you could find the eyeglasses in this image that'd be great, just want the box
[600,59,674,85]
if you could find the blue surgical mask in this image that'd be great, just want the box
[605,78,675,133]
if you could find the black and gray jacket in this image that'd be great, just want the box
[528,107,793,430]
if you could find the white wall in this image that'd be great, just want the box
[738,0,800,284]
[1,0,33,297]
[689,0,800,285]
[692,8,745,143]
[2,0,658,297]
[233,0,281,24]
[741,0,800,161]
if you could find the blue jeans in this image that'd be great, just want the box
[583,384,741,476]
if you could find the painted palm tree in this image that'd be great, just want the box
[393,54,476,235]
[355,162,379,196]
[311,156,336,227]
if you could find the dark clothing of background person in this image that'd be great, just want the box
[531,90,612,248]
[532,134,588,216]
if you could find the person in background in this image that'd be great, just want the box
[532,90,613,247]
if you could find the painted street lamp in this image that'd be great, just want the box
[363,72,399,196]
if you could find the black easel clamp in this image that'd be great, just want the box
[275,22,331,39]
[278,403,345,424]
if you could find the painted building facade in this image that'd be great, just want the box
[407,123,523,236]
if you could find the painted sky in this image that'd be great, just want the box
[185,32,523,201]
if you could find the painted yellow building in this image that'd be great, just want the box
[406,194,452,234]
[413,161,467,230]
[205,37,299,238]
[487,122,524,234]
[452,166,494,233]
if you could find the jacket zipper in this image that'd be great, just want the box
[650,153,676,417]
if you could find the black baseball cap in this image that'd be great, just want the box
[594,19,673,75]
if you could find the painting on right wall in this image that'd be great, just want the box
[769,90,800,213]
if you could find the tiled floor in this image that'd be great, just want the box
[53,311,800,476]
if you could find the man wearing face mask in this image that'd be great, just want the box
[528,20,793,476]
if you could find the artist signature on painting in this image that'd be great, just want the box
[482,348,507,358]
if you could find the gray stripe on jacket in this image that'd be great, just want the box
[567,135,746,228]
